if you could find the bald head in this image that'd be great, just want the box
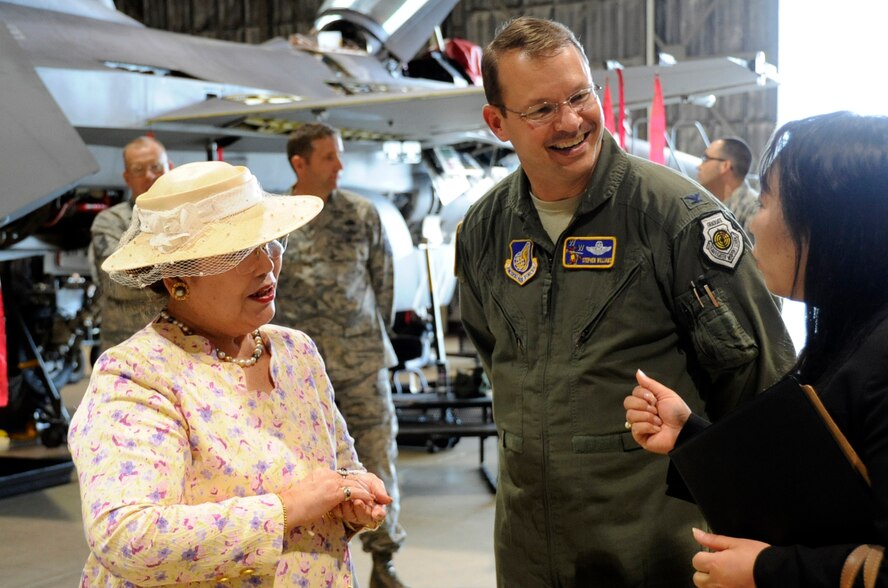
[123,137,170,199]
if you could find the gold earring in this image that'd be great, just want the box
[172,280,190,301]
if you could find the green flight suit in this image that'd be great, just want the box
[455,134,795,587]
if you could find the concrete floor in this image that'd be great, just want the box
[0,349,497,588]
[0,440,496,588]
[0,302,805,587]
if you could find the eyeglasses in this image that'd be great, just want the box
[126,163,167,176]
[494,85,602,125]
[235,236,288,274]
[700,154,727,163]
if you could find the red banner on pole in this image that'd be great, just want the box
[649,74,666,164]
[616,68,626,149]
[602,78,616,134]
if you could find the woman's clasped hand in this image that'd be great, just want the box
[280,468,392,533]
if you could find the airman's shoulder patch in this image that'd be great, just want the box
[701,212,743,269]
[504,240,538,285]
[453,221,463,278]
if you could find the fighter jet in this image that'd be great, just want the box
[0,0,778,230]
[0,0,778,450]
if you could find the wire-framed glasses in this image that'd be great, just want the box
[235,235,288,274]
[126,162,168,176]
[495,85,602,125]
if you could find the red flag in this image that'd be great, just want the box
[602,78,615,134]
[445,38,483,85]
[616,68,626,149]
[0,278,7,408]
[649,74,666,164]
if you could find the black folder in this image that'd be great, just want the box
[669,377,877,546]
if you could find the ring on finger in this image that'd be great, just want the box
[337,468,349,478]
[342,486,352,501]
[624,420,632,430]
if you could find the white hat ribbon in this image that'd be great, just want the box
[139,179,263,253]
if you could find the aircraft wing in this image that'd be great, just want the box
[149,85,491,143]
[148,55,775,144]
[0,21,98,227]
[594,55,778,111]
[0,1,337,99]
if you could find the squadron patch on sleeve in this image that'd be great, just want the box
[504,240,538,285]
[453,220,463,278]
[563,237,617,269]
[701,212,743,269]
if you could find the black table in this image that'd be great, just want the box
[392,391,497,493]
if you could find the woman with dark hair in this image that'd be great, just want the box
[624,111,888,587]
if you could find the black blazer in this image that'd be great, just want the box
[667,313,888,587]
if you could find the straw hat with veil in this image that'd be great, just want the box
[104,159,322,289]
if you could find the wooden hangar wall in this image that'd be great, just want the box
[115,0,779,169]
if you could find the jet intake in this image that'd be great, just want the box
[314,0,459,63]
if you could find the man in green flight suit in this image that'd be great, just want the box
[455,17,796,587]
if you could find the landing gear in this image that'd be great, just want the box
[1,258,97,448]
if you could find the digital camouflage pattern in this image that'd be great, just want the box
[276,188,405,555]
[90,201,165,353]
[724,181,760,239]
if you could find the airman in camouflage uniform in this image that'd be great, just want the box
[89,137,168,353]
[696,137,760,239]
[276,123,407,588]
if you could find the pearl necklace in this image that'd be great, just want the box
[159,309,265,368]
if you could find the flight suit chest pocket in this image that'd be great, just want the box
[487,287,528,361]
[677,287,758,370]
[571,257,645,354]
[572,431,641,453]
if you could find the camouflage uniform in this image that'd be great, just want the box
[90,201,165,354]
[723,181,760,238]
[276,188,405,556]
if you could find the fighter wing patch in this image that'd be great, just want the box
[701,212,743,269]
[504,239,539,285]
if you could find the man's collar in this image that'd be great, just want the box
[508,133,626,215]
[291,183,333,203]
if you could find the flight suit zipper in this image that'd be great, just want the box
[489,293,525,354]
[540,247,557,584]
[574,262,643,353]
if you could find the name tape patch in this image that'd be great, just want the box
[563,237,617,269]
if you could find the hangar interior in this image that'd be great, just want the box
[0,0,788,586]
